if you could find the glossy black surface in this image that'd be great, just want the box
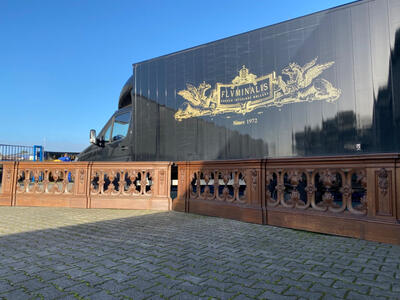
[80,0,400,162]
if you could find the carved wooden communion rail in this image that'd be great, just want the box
[1,155,399,244]
[175,154,400,244]
[0,161,171,210]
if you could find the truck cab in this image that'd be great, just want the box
[77,77,133,161]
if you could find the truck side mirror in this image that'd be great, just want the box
[90,129,97,145]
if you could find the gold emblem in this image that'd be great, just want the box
[174,57,341,121]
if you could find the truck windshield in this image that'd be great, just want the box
[112,112,131,141]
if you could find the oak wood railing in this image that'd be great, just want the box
[1,154,399,244]
[0,161,171,210]
[175,154,400,244]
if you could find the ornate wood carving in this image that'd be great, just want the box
[375,168,393,217]
[265,167,367,216]
[378,168,389,196]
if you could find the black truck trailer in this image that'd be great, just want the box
[77,0,400,162]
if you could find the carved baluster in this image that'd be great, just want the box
[29,169,38,193]
[281,170,300,208]
[358,170,368,212]
[311,170,325,211]
[216,171,223,201]
[224,171,234,202]
[347,169,367,215]
[145,170,153,195]
[105,171,115,195]
[199,172,205,200]
[315,169,336,211]
[24,169,31,193]
[51,170,57,193]
[304,169,315,209]
[43,169,50,193]
[90,171,99,195]
[237,170,248,204]
[61,169,69,194]
[218,170,228,202]
[233,170,240,203]
[124,170,133,195]
[289,170,308,209]
[124,170,132,195]
[266,171,279,207]
[132,171,141,195]
[68,170,75,194]
[36,169,42,193]
[139,171,146,195]
[276,169,285,206]
[99,171,105,195]
[196,170,201,198]
[213,171,219,200]
[118,170,125,195]
[189,172,197,198]
[329,170,347,213]
[203,171,211,200]
[56,170,63,193]
[17,170,25,193]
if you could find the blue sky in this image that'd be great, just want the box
[0,0,352,152]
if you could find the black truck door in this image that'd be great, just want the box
[105,110,132,161]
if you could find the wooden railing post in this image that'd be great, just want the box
[0,161,17,206]
[365,158,398,222]
[396,158,400,222]
[174,162,188,212]
[86,162,92,209]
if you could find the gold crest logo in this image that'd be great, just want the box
[174,57,341,121]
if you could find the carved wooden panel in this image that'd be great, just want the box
[374,168,394,217]
[266,168,367,215]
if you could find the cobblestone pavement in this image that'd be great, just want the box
[0,207,399,300]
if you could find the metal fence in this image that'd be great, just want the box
[0,164,2,194]
[0,144,43,161]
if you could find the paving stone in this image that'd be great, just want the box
[258,290,297,300]
[33,270,64,282]
[0,288,33,299]
[49,277,81,290]
[98,259,120,268]
[309,282,347,298]
[233,293,257,300]
[175,281,207,295]
[63,282,102,297]
[201,287,237,298]
[80,273,108,286]
[1,207,400,300]
[85,290,120,299]
[369,287,400,299]
[226,285,264,298]
[284,286,323,300]
[332,281,370,295]
[169,291,201,300]
[355,278,391,290]
[117,287,149,299]
[156,267,182,279]
[347,291,380,300]
[34,285,70,298]
[300,274,335,287]
[3,272,32,284]
[321,272,356,283]
[125,278,158,291]
[278,277,312,290]
[144,284,180,298]
[201,278,233,290]
[63,268,91,279]
[19,278,49,292]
